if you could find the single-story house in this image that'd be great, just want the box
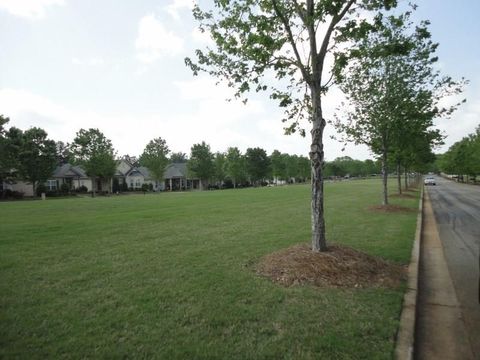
[164,163,200,191]
[1,161,202,197]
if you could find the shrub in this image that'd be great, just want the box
[36,184,47,197]
[76,185,88,193]
[141,183,149,192]
[60,183,70,195]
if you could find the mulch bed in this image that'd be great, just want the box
[255,243,406,289]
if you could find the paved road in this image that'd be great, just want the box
[426,177,480,358]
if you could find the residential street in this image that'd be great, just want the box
[425,177,480,358]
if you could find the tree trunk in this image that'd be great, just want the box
[310,86,327,252]
[404,168,408,190]
[396,162,402,195]
[381,151,388,206]
[92,176,96,197]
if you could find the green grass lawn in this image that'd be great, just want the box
[0,180,419,359]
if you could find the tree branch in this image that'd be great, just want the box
[317,0,357,80]
[271,0,310,84]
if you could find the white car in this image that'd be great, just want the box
[424,177,436,186]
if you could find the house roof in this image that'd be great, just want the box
[125,166,151,179]
[53,164,88,178]
[164,163,188,179]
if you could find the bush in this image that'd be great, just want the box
[36,184,47,197]
[76,185,88,193]
[141,183,149,192]
[11,191,24,199]
[60,183,70,195]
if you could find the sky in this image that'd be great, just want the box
[0,0,479,161]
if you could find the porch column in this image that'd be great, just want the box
[169,178,172,191]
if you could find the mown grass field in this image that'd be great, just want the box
[0,180,419,359]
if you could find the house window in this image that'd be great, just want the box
[47,180,57,190]
[136,179,141,188]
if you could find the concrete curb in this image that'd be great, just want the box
[394,186,424,360]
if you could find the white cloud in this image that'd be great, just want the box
[165,0,195,21]
[0,0,64,19]
[71,57,105,66]
[135,14,184,63]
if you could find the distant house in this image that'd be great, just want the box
[1,161,201,197]
[50,163,93,191]
[164,163,200,191]
[1,179,34,197]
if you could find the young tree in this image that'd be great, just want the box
[0,116,22,187]
[297,156,311,182]
[213,151,227,187]
[18,127,57,195]
[139,137,170,187]
[188,141,215,190]
[270,150,287,184]
[245,147,271,185]
[71,128,116,196]
[225,147,245,188]
[187,0,398,251]
[335,12,464,205]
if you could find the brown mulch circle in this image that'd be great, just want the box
[255,244,406,289]
[368,204,417,213]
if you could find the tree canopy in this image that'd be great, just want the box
[71,128,116,194]
[334,10,464,204]
[188,141,215,189]
[18,127,57,194]
[139,137,170,184]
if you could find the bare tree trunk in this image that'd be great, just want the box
[404,167,408,190]
[396,162,402,195]
[381,151,388,206]
[310,87,327,252]
[92,176,96,197]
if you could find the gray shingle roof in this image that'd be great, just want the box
[53,164,88,178]
[164,163,188,179]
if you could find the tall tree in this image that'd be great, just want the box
[139,137,170,186]
[225,147,245,188]
[187,0,398,251]
[71,128,116,196]
[170,152,188,163]
[245,147,271,185]
[0,116,23,188]
[213,151,227,186]
[297,156,311,182]
[18,127,57,195]
[188,141,215,190]
[335,12,464,205]
[55,141,73,165]
[270,150,287,183]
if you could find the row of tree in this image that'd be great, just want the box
[436,126,480,180]
[187,1,465,252]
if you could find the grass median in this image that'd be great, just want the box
[0,179,419,359]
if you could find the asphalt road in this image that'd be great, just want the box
[426,177,480,358]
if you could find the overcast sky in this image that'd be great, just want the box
[1,0,479,161]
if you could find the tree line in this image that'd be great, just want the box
[436,126,480,181]
[1,115,395,197]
